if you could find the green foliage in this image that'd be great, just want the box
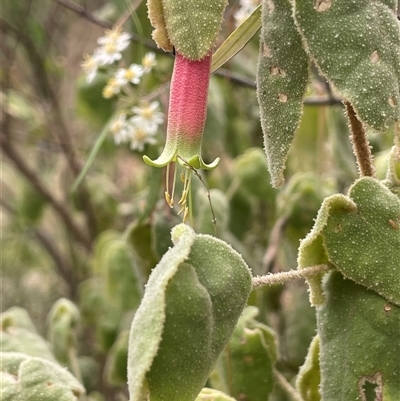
[281,283,317,368]
[299,177,400,306]
[318,271,400,400]
[105,330,130,386]
[127,224,252,401]
[296,335,321,401]
[1,308,56,362]
[157,0,228,60]
[4,0,400,400]
[234,147,275,200]
[211,306,277,401]
[257,0,309,187]
[18,182,47,224]
[101,239,142,311]
[0,352,85,401]
[294,0,400,130]
[47,298,80,365]
[76,74,115,126]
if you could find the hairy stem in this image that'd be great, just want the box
[345,101,375,177]
[273,369,304,401]
[252,264,331,288]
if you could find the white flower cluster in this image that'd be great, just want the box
[234,0,261,27]
[81,27,131,83]
[81,27,157,98]
[110,101,164,152]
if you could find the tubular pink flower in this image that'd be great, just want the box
[143,51,219,170]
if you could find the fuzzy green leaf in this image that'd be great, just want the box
[296,335,321,401]
[47,299,80,365]
[0,352,85,401]
[317,272,400,400]
[127,224,252,401]
[294,0,400,130]
[161,0,228,60]
[101,239,142,311]
[299,177,400,306]
[1,308,56,362]
[211,306,277,401]
[257,0,309,187]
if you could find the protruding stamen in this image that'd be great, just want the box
[171,162,177,204]
[178,190,187,205]
[183,206,189,223]
[165,191,174,208]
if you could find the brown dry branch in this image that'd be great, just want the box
[345,101,375,177]
[0,134,92,251]
[1,17,98,240]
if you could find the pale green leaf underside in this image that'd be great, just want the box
[162,0,227,60]
[1,352,85,401]
[296,335,321,401]
[211,5,261,73]
[127,224,196,401]
[257,0,309,187]
[195,388,236,401]
[127,224,252,401]
[1,308,56,362]
[294,0,400,130]
[299,177,400,306]
[318,272,400,400]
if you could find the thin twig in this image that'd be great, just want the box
[345,101,375,177]
[1,17,98,240]
[53,0,159,50]
[273,369,304,401]
[0,135,92,250]
[252,264,331,288]
[54,0,112,29]
[53,0,346,101]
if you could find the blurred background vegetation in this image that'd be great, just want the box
[0,1,396,400]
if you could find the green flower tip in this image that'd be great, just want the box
[143,153,220,170]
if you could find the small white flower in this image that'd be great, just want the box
[115,64,144,86]
[81,50,101,83]
[97,27,131,52]
[96,27,131,65]
[234,7,253,27]
[96,43,123,65]
[235,0,260,26]
[239,0,260,11]
[129,121,157,152]
[142,52,157,73]
[102,78,122,98]
[130,101,164,133]
[110,113,132,144]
